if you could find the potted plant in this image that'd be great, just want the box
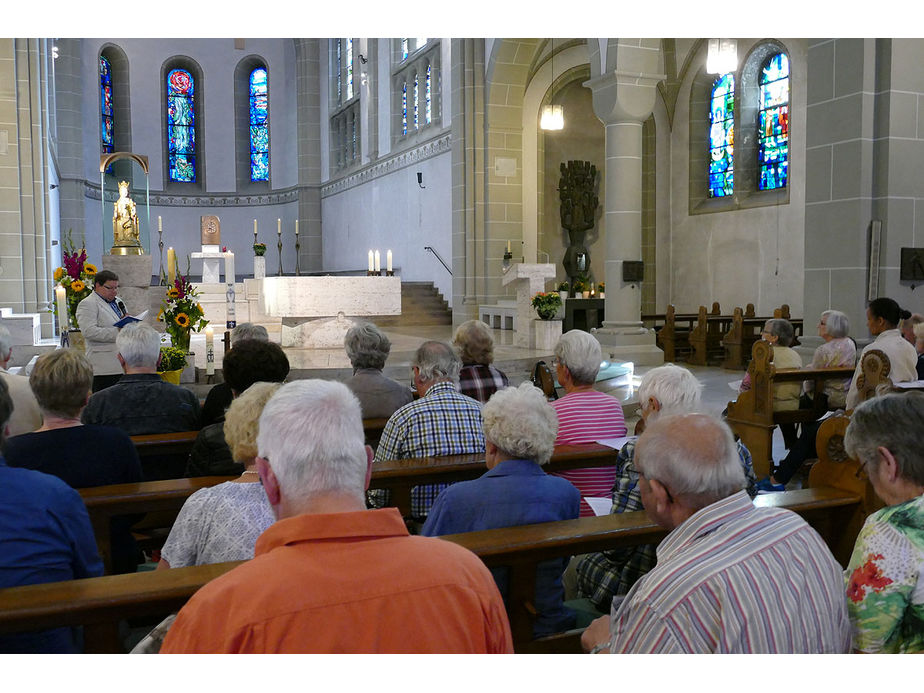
[253,242,267,257]
[572,277,587,298]
[531,291,563,320]
[52,229,95,341]
[159,265,209,352]
[557,281,570,301]
[157,345,188,385]
[598,281,606,298]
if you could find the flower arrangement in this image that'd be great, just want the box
[598,281,605,294]
[53,230,96,330]
[557,281,570,293]
[572,277,587,294]
[531,291,563,320]
[253,242,267,257]
[158,268,208,351]
[157,345,188,372]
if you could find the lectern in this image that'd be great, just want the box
[502,263,556,348]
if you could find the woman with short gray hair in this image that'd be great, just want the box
[453,319,508,403]
[804,309,856,409]
[421,382,581,637]
[842,392,924,653]
[342,322,412,420]
[738,318,802,412]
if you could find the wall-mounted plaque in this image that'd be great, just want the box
[900,247,924,281]
[623,261,644,282]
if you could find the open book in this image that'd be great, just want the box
[114,310,148,328]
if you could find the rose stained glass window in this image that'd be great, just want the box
[758,53,789,190]
[167,68,196,183]
[100,56,113,154]
[249,67,268,182]
[708,73,735,198]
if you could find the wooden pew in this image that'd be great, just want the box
[658,303,716,362]
[689,305,736,366]
[0,485,865,654]
[722,304,805,370]
[725,340,856,478]
[131,431,199,481]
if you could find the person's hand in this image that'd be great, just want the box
[580,614,611,653]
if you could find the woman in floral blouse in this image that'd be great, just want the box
[843,392,924,653]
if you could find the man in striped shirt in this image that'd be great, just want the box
[581,413,850,654]
[550,330,627,517]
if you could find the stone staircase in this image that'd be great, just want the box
[375,282,452,327]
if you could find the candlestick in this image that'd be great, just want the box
[157,216,165,285]
[374,250,381,273]
[386,249,393,272]
[277,234,283,276]
[55,285,68,334]
[167,247,176,286]
[295,232,301,277]
[205,326,215,376]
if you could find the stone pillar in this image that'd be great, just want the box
[585,59,664,365]
[294,39,322,274]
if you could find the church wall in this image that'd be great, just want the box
[74,39,299,274]
[668,38,807,318]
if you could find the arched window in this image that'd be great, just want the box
[100,55,113,154]
[166,68,196,183]
[757,53,789,190]
[330,38,360,174]
[708,73,734,198]
[249,67,269,182]
[392,39,439,145]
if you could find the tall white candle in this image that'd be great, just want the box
[374,250,381,273]
[295,220,299,236]
[226,251,235,285]
[368,250,374,272]
[158,216,162,235]
[205,326,215,375]
[167,247,176,286]
[277,218,281,237]
[386,249,393,272]
[55,285,68,333]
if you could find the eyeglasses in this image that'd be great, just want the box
[101,283,118,291]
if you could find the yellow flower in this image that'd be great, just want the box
[196,303,203,313]
[174,313,190,328]
[166,287,180,299]
[53,267,65,282]
[84,263,97,275]
[157,309,164,322]
[71,280,85,293]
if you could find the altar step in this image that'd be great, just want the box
[374,282,451,327]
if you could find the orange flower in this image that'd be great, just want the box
[71,280,85,293]
[174,313,190,328]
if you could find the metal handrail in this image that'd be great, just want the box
[423,246,452,276]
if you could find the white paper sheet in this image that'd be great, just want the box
[585,497,613,516]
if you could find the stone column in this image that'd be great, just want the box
[294,39,322,274]
[585,62,664,365]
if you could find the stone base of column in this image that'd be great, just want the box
[594,323,663,366]
[533,319,563,351]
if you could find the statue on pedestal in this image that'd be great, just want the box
[559,160,599,285]
[111,180,143,254]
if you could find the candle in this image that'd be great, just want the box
[158,216,162,235]
[226,251,235,285]
[368,250,374,272]
[55,284,68,333]
[295,220,299,236]
[386,249,392,272]
[167,247,176,286]
[277,218,281,237]
[374,250,381,273]
[253,219,257,242]
[205,326,215,375]
[506,240,511,253]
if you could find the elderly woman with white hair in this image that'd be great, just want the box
[803,309,856,410]
[550,330,627,517]
[843,392,924,653]
[569,364,757,614]
[421,382,580,637]
[452,319,509,403]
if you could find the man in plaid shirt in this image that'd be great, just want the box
[371,341,485,520]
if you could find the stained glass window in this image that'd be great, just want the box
[100,56,113,154]
[336,40,342,104]
[402,39,409,61]
[402,80,408,135]
[758,53,789,190]
[413,74,419,129]
[708,73,734,198]
[426,64,432,124]
[167,68,196,183]
[249,67,268,182]
[346,38,353,100]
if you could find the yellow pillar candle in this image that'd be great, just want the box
[167,247,176,286]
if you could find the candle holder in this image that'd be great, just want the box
[295,236,301,276]
[277,236,283,276]
[502,250,513,273]
[367,270,375,276]
[386,269,395,277]
[158,226,166,285]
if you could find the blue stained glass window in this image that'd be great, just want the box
[249,67,269,182]
[426,64,432,124]
[167,68,196,182]
[413,74,419,129]
[708,73,734,198]
[100,56,113,154]
[402,39,409,61]
[336,40,342,104]
[346,38,353,100]
[757,53,789,190]
[402,81,408,135]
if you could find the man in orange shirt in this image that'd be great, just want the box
[161,379,513,654]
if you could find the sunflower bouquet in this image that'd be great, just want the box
[158,271,208,351]
[53,230,97,330]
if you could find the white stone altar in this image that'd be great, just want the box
[502,263,556,348]
[191,251,232,285]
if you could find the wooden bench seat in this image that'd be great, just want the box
[0,485,865,654]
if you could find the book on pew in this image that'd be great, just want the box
[114,310,149,328]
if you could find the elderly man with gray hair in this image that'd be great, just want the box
[422,382,580,637]
[161,379,513,653]
[82,323,200,466]
[569,364,757,614]
[373,340,485,520]
[581,413,849,654]
[0,323,41,436]
[343,321,412,419]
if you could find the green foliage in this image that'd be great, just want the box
[158,345,188,372]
